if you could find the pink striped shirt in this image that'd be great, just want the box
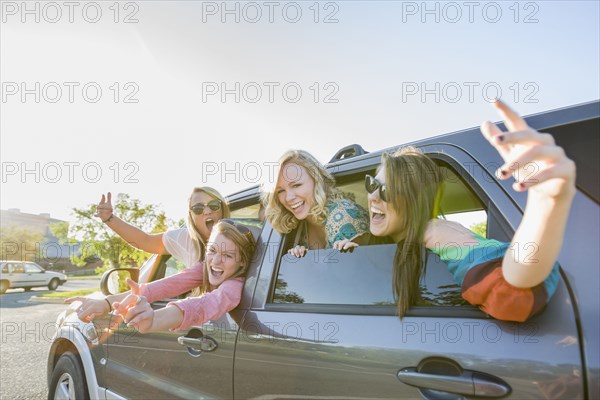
[139,262,244,331]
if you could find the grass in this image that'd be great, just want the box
[36,288,98,298]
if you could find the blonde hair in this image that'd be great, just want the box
[186,187,230,262]
[262,150,340,234]
[381,146,443,318]
[199,221,256,294]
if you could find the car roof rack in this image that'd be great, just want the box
[329,144,368,163]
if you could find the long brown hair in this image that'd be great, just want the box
[382,147,443,317]
[199,221,256,295]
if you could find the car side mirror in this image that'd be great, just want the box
[100,268,140,296]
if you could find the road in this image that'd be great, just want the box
[0,278,101,400]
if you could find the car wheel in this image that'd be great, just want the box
[0,280,8,294]
[48,351,89,400]
[48,278,60,291]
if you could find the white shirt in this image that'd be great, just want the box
[162,227,200,267]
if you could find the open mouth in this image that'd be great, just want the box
[210,266,224,279]
[206,218,215,232]
[370,207,385,223]
[290,201,304,213]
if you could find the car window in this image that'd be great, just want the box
[25,263,43,273]
[164,256,186,278]
[10,263,25,273]
[272,244,467,308]
[1,264,8,273]
[271,160,494,313]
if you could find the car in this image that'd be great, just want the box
[47,100,599,399]
[0,260,67,294]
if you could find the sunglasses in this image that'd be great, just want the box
[365,175,388,202]
[190,199,222,215]
[221,219,252,237]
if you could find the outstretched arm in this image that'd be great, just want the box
[96,192,167,254]
[481,100,576,288]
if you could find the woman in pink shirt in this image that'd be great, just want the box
[67,220,256,332]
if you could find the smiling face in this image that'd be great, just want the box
[368,167,404,242]
[205,232,244,286]
[276,162,316,221]
[189,191,223,241]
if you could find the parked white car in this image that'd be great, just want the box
[0,261,67,293]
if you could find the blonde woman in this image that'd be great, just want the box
[95,186,230,266]
[263,150,370,257]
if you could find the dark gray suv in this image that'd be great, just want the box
[47,101,599,399]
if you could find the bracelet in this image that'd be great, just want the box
[105,298,112,312]
[102,214,114,224]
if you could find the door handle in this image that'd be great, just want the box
[397,367,511,398]
[177,328,218,356]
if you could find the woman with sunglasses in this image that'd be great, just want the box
[95,186,230,267]
[350,101,574,322]
[262,149,370,257]
[68,220,256,331]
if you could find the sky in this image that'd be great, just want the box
[1,0,599,226]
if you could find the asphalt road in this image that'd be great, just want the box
[0,278,101,400]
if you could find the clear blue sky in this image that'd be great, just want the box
[1,1,599,224]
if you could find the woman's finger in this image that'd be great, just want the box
[493,100,529,132]
[64,296,85,304]
[513,159,575,192]
[493,129,555,146]
[127,309,153,328]
[107,192,112,206]
[480,120,511,160]
[343,241,358,250]
[497,145,565,179]
[126,278,140,295]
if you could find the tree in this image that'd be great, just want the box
[470,221,487,238]
[51,193,176,272]
[0,225,44,261]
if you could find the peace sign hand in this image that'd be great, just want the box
[480,100,576,201]
[94,192,114,222]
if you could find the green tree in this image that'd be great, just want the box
[51,193,175,273]
[470,221,487,238]
[0,225,44,261]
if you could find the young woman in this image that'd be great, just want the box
[66,220,256,331]
[95,186,229,267]
[262,149,370,257]
[350,100,575,322]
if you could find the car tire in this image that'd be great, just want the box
[0,280,8,294]
[48,351,89,400]
[48,278,60,291]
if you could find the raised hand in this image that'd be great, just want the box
[112,278,154,333]
[94,192,114,222]
[65,296,110,322]
[480,100,576,200]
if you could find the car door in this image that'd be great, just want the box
[100,255,239,399]
[8,262,27,288]
[24,262,47,287]
[233,146,585,399]
[101,206,266,399]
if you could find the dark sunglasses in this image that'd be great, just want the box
[190,199,222,215]
[365,175,388,202]
[221,219,252,236]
